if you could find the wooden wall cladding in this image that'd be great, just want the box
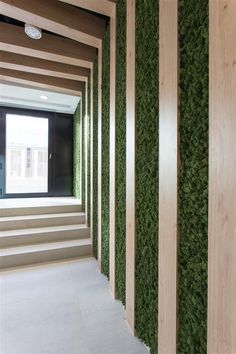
[90,67,94,243]
[93,59,99,258]
[158,1,178,353]
[126,0,136,334]
[208,1,236,353]
[109,6,117,298]
[97,47,103,270]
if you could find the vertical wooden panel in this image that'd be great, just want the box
[97,44,103,270]
[158,1,178,353]
[85,78,88,224]
[208,1,236,353]
[126,0,136,334]
[109,5,116,298]
[80,97,83,202]
[90,66,94,244]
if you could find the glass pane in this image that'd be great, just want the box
[6,114,48,194]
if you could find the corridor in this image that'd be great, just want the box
[0,0,235,352]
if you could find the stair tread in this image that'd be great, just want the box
[0,238,92,256]
[0,224,89,237]
[0,198,81,209]
[0,202,83,217]
[0,212,85,222]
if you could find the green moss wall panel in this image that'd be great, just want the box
[135,1,159,353]
[82,86,86,210]
[87,79,91,226]
[73,102,81,199]
[93,59,98,258]
[178,1,208,353]
[115,0,126,305]
[101,27,110,278]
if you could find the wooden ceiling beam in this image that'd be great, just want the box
[0,23,96,68]
[0,68,84,96]
[0,51,89,82]
[0,0,106,48]
[59,0,115,16]
[0,79,82,98]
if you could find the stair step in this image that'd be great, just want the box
[0,204,82,217]
[0,238,92,269]
[0,224,90,248]
[0,212,85,231]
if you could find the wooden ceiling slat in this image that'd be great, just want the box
[59,0,115,16]
[0,23,96,68]
[0,68,84,96]
[0,0,106,47]
[0,51,89,82]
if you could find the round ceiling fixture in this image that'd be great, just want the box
[40,95,48,100]
[25,23,42,40]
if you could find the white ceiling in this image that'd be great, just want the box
[0,83,80,114]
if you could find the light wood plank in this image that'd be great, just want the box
[0,0,105,48]
[85,79,88,224]
[90,67,94,246]
[97,46,103,271]
[81,98,84,206]
[0,68,83,96]
[158,1,179,353]
[0,23,96,69]
[109,6,117,299]
[0,79,81,98]
[59,0,115,16]
[80,98,83,201]
[208,1,236,353]
[0,51,89,82]
[126,0,136,334]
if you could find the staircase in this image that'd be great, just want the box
[0,202,92,269]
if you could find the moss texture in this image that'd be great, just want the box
[101,26,110,278]
[93,59,98,258]
[135,1,159,353]
[115,0,126,305]
[82,85,86,210]
[87,78,91,226]
[73,102,81,199]
[178,1,208,353]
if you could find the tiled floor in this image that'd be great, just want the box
[0,258,149,354]
[0,197,81,209]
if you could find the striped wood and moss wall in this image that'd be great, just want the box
[97,1,208,353]
[74,0,235,353]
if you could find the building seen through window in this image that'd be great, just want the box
[6,114,48,194]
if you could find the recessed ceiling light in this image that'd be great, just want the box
[25,23,42,39]
[40,95,48,100]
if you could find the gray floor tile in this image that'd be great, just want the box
[0,259,149,354]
